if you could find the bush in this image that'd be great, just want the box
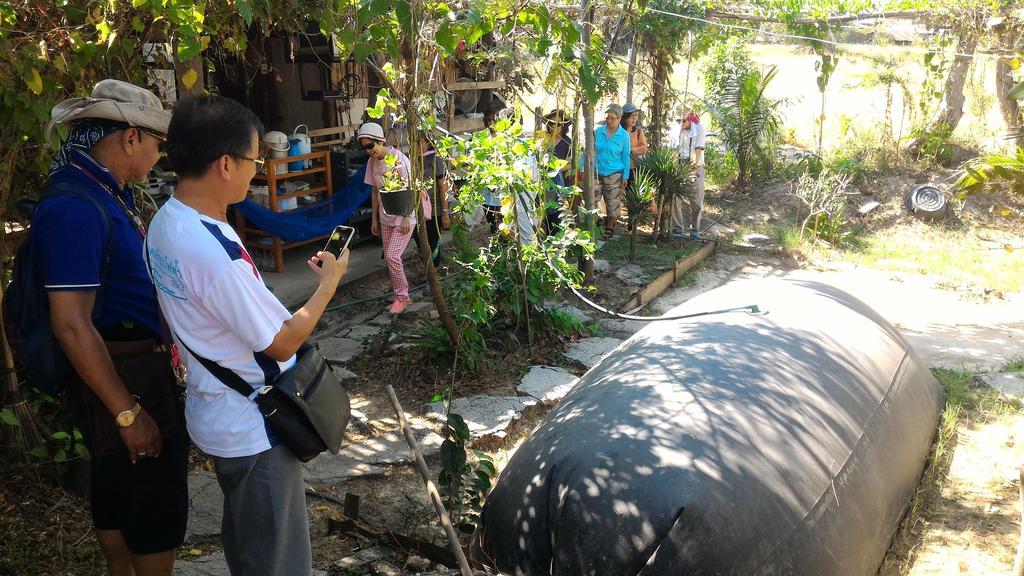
[704,142,738,188]
[913,123,955,165]
[794,170,859,248]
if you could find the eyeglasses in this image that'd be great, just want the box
[134,126,167,152]
[361,141,378,151]
[235,155,266,169]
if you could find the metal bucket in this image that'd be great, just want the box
[379,188,415,217]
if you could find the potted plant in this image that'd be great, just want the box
[377,153,416,217]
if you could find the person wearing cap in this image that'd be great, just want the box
[672,110,706,240]
[621,103,648,160]
[147,95,350,576]
[360,122,429,314]
[539,109,574,232]
[590,103,631,237]
[29,79,186,575]
[415,133,450,267]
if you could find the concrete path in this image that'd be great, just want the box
[646,254,1024,371]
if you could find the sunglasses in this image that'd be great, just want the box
[135,126,167,152]
[361,141,378,151]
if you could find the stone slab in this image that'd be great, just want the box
[303,452,385,483]
[330,365,360,385]
[615,264,649,286]
[317,337,364,364]
[593,259,611,273]
[338,427,444,465]
[343,324,383,341]
[599,318,649,339]
[185,472,223,539]
[174,551,229,576]
[517,366,578,402]
[425,394,537,438]
[981,372,1024,399]
[545,303,592,325]
[369,313,395,326]
[564,337,624,369]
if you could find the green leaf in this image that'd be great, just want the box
[236,0,253,25]
[435,22,457,55]
[447,412,470,440]
[0,408,19,426]
[24,67,42,95]
[55,449,67,462]
[132,0,149,7]
[52,431,69,440]
[30,446,47,459]
[74,444,88,457]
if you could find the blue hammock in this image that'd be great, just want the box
[233,165,372,243]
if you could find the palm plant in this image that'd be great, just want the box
[623,168,657,260]
[637,148,692,239]
[711,65,784,190]
[955,148,1024,197]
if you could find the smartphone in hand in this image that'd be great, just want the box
[318,225,355,266]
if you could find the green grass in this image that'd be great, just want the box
[728,223,804,253]
[843,225,1024,294]
[599,233,701,270]
[1003,357,1024,373]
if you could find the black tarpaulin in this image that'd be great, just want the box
[472,279,942,576]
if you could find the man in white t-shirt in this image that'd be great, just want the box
[147,95,349,575]
[671,110,707,240]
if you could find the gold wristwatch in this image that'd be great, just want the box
[115,403,142,428]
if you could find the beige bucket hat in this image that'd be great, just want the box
[47,79,170,142]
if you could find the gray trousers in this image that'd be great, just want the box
[213,444,311,576]
[598,172,624,226]
[672,168,706,232]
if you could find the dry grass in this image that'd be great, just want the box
[880,369,1024,576]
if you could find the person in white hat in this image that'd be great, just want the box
[27,79,186,575]
[359,122,430,314]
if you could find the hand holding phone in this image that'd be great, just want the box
[316,225,355,267]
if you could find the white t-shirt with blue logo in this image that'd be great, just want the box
[147,198,295,458]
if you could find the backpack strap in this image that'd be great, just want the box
[42,180,114,322]
[142,237,257,400]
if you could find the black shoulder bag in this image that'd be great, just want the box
[178,339,351,463]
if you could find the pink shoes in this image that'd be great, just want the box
[387,298,411,314]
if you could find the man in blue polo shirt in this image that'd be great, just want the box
[30,80,187,575]
[593,103,631,237]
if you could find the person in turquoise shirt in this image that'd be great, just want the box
[592,103,631,237]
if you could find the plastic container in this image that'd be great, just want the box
[288,124,312,172]
[263,131,290,173]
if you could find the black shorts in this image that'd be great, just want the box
[90,435,189,554]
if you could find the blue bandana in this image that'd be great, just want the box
[48,119,128,177]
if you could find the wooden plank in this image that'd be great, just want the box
[308,124,359,138]
[446,117,485,133]
[619,241,717,313]
[310,138,346,149]
[448,80,506,91]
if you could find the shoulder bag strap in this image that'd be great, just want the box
[142,237,258,400]
[45,182,113,322]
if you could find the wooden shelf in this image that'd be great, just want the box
[234,149,333,273]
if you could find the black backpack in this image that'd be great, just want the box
[4,181,112,396]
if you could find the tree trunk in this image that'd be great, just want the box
[402,13,461,349]
[997,57,1022,144]
[579,0,595,282]
[1015,463,1024,576]
[625,32,637,105]
[650,52,669,149]
[906,34,977,153]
